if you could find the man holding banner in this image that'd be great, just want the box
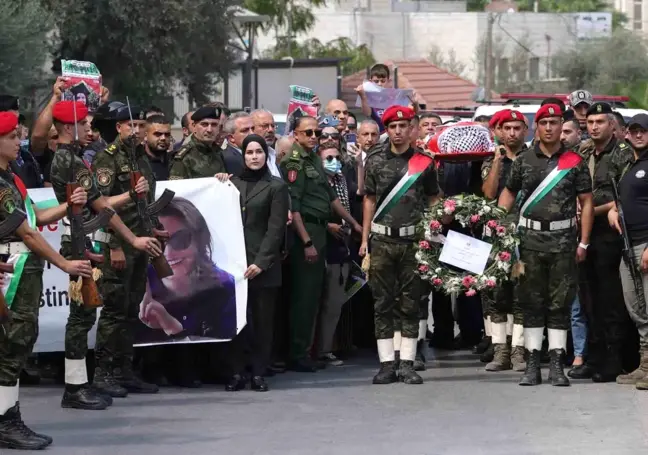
[361,106,440,385]
[498,103,594,387]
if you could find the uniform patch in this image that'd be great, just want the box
[596,104,602,113]
[76,170,93,190]
[288,170,297,183]
[105,144,117,155]
[0,191,16,214]
[120,165,130,173]
[289,150,301,162]
[175,146,190,159]
[636,170,645,179]
[481,166,490,180]
[96,168,113,186]
[285,162,302,171]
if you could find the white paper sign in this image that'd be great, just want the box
[439,230,492,275]
[355,81,413,110]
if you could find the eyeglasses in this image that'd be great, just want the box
[168,229,192,250]
[297,129,322,138]
[320,132,340,140]
[347,124,357,130]
[325,156,340,162]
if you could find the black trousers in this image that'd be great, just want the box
[230,287,278,376]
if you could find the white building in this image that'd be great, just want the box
[611,0,647,31]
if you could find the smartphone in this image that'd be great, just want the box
[346,133,357,144]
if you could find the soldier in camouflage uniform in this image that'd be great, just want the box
[499,104,593,387]
[91,105,163,396]
[48,101,162,410]
[169,106,228,180]
[481,109,529,372]
[575,102,635,382]
[361,106,439,385]
[0,112,93,450]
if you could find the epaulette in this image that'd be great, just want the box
[618,142,628,149]
[105,144,118,156]
[288,148,302,163]
[174,146,190,160]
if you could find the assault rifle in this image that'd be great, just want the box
[611,177,645,303]
[67,101,115,308]
[0,209,29,332]
[125,97,174,278]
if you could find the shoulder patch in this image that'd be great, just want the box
[76,169,93,190]
[481,166,491,180]
[174,146,190,160]
[105,144,117,156]
[289,149,301,162]
[96,168,114,187]
[285,161,302,171]
[0,190,16,215]
[619,142,627,149]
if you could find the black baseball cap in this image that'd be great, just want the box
[628,114,648,130]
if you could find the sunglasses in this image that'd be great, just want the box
[168,229,192,250]
[325,156,340,162]
[320,132,340,140]
[347,124,357,130]
[297,129,322,138]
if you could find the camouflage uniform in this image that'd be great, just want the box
[578,137,634,375]
[0,170,45,387]
[48,144,105,363]
[92,137,156,383]
[505,143,591,330]
[169,135,227,180]
[364,143,439,341]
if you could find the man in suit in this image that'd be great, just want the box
[222,112,253,177]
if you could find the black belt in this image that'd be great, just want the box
[302,213,328,226]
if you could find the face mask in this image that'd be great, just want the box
[324,158,342,174]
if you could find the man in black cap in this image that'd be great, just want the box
[569,89,594,137]
[169,106,228,180]
[574,102,634,382]
[610,113,648,390]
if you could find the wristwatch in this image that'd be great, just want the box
[304,240,314,248]
[578,242,589,250]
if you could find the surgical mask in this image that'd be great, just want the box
[324,156,342,174]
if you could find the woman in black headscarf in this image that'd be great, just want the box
[220,134,289,392]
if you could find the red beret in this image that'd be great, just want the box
[382,105,415,125]
[535,104,563,122]
[488,109,509,129]
[52,101,88,124]
[499,109,525,125]
[0,112,18,136]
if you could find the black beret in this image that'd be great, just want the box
[0,95,19,112]
[191,106,222,122]
[114,105,146,122]
[586,102,613,117]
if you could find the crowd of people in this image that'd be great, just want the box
[0,62,648,450]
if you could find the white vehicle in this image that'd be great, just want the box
[273,113,288,136]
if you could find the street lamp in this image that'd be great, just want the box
[232,7,270,110]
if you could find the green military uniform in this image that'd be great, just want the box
[0,169,44,388]
[169,135,227,180]
[578,134,634,378]
[280,143,338,364]
[92,137,156,385]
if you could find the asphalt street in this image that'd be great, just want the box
[16,349,648,455]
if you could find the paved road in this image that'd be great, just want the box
[17,349,648,455]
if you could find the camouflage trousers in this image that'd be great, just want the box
[0,270,43,386]
[370,237,421,339]
[94,245,148,378]
[394,279,429,332]
[518,247,577,330]
[490,281,523,325]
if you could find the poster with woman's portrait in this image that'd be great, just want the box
[134,178,248,346]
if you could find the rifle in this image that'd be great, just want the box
[611,177,645,303]
[67,101,115,308]
[0,209,29,332]
[125,97,174,279]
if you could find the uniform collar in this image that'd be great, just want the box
[388,142,413,159]
[533,142,566,158]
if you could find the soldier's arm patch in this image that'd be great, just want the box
[285,161,302,171]
[76,169,93,190]
[0,189,17,215]
[120,164,130,173]
[96,168,114,187]
[287,170,298,183]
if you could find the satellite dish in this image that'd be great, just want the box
[472,87,486,102]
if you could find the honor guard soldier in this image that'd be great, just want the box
[498,104,594,387]
[361,105,440,385]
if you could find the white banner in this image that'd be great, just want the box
[28,178,247,352]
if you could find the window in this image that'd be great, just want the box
[529,57,540,80]
[497,58,509,87]
[635,1,643,31]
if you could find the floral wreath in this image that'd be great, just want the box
[415,194,521,296]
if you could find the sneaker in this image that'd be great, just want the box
[319,353,344,367]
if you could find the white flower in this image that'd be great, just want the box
[437,210,443,216]
[435,268,442,273]
[443,207,454,215]
[483,205,491,213]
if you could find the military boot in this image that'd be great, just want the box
[519,350,542,386]
[94,368,128,398]
[413,340,426,371]
[61,384,109,410]
[547,349,570,387]
[485,344,511,371]
[510,346,526,372]
[399,360,423,384]
[373,361,398,384]
[0,403,51,450]
[617,349,648,385]
[114,367,159,394]
[480,342,495,363]
[473,336,492,355]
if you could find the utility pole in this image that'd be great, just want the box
[484,12,495,101]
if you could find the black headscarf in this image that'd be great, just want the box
[240,134,270,182]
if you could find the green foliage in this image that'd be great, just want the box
[0,0,52,96]
[244,0,327,35]
[44,0,237,105]
[263,37,375,76]
[516,0,627,29]
[467,0,489,12]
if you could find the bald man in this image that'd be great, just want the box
[325,100,349,134]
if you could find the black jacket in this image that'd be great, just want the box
[223,145,245,177]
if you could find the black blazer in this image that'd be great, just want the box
[232,174,289,288]
[223,145,245,177]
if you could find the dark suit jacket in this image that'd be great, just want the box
[223,145,244,177]
[232,174,289,288]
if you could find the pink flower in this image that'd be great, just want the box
[432,278,443,286]
[462,276,475,288]
[487,220,498,229]
[465,289,477,297]
[498,251,511,262]
[496,225,506,235]
[430,220,442,231]
[443,200,456,214]
[470,214,481,224]
[485,279,496,288]
[419,265,429,273]
[419,240,431,250]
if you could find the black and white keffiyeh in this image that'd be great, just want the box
[434,122,494,155]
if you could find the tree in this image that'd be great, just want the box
[262,37,375,76]
[244,0,327,39]
[43,0,238,105]
[428,45,468,78]
[517,0,627,29]
[0,0,52,97]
